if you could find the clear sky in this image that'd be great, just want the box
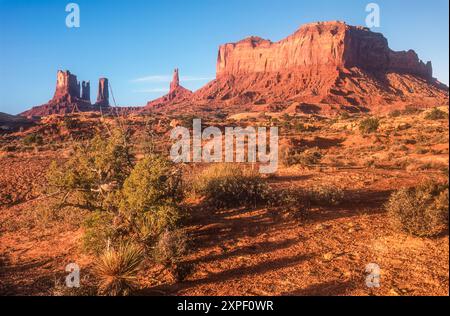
[0,0,448,114]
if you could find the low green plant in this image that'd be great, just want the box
[194,164,269,208]
[153,229,190,281]
[425,108,448,121]
[23,133,43,146]
[307,185,345,206]
[359,117,380,134]
[281,146,322,167]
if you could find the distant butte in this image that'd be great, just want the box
[19,21,449,117]
[148,21,448,114]
[144,68,193,109]
[20,70,111,117]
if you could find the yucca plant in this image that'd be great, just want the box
[94,242,144,296]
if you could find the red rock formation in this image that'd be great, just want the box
[96,78,110,107]
[81,81,90,102]
[191,21,448,113]
[21,71,109,117]
[51,70,82,104]
[145,68,193,108]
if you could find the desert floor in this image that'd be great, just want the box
[0,108,448,296]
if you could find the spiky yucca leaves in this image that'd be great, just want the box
[95,242,144,296]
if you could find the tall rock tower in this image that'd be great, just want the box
[169,68,180,92]
[145,68,193,108]
[53,70,81,103]
[96,78,110,107]
[81,81,91,102]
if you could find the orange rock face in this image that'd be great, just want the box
[192,21,448,113]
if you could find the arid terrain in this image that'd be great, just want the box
[0,19,449,297]
[0,106,448,296]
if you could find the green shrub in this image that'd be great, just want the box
[389,110,402,118]
[153,229,190,281]
[23,133,43,146]
[62,117,80,129]
[385,182,449,237]
[82,211,117,254]
[307,185,345,206]
[120,155,183,244]
[359,117,380,134]
[45,129,133,211]
[267,188,309,219]
[94,242,144,296]
[425,108,448,121]
[194,164,269,208]
[44,128,189,284]
[281,146,322,167]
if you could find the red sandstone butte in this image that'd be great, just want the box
[145,68,193,109]
[96,78,110,107]
[187,21,448,113]
[21,70,110,117]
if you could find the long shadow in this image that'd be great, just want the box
[185,238,299,266]
[282,279,356,296]
[291,137,345,150]
[138,253,314,296]
[269,174,313,183]
[188,207,299,251]
[0,256,63,296]
[306,189,394,225]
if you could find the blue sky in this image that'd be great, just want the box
[0,0,448,114]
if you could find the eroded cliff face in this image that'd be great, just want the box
[216,21,433,79]
[192,21,448,112]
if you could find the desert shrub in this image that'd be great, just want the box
[359,117,379,134]
[307,185,345,206]
[425,108,448,121]
[178,114,198,128]
[23,133,43,146]
[267,188,310,220]
[120,155,183,245]
[281,146,322,167]
[82,211,117,254]
[194,164,269,208]
[385,182,449,237]
[121,155,182,212]
[402,106,423,115]
[62,117,80,129]
[3,145,17,152]
[94,242,144,296]
[153,229,190,281]
[45,129,133,211]
[44,128,190,289]
[389,109,402,118]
